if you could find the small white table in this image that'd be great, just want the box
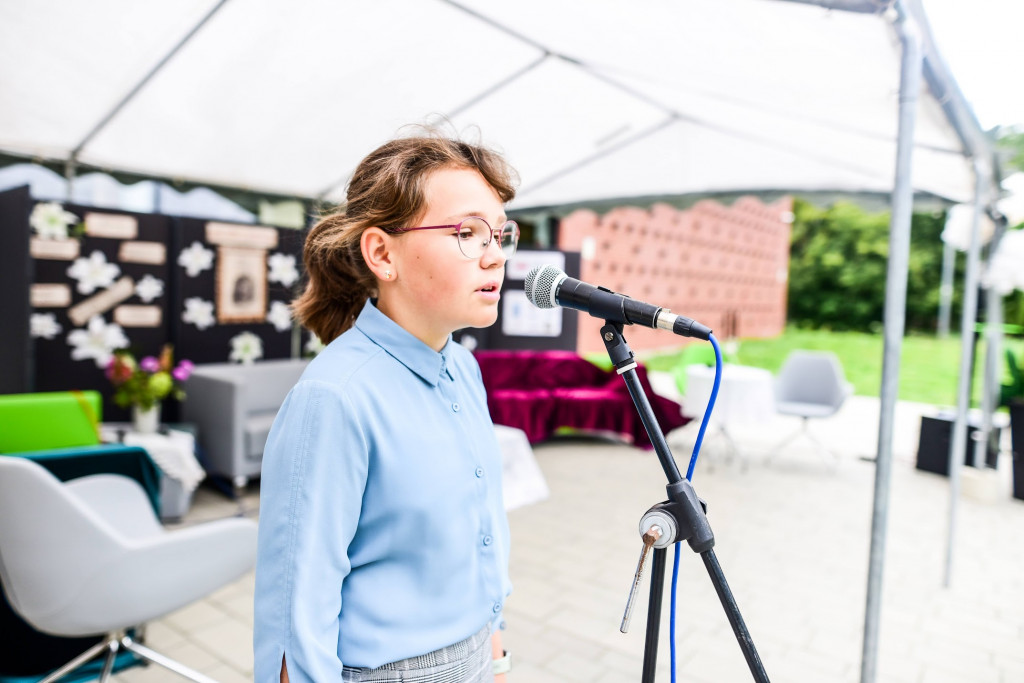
[683,364,776,464]
[494,425,549,511]
[100,425,206,521]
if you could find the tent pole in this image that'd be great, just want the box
[943,161,986,588]
[937,240,955,338]
[859,12,921,683]
[975,219,1006,468]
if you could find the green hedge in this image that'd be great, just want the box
[787,199,962,332]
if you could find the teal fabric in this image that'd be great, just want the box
[9,445,161,515]
[0,649,140,683]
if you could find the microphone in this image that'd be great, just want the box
[523,265,712,340]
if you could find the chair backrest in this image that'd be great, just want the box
[0,457,121,628]
[775,351,849,408]
[0,391,102,453]
[187,359,308,412]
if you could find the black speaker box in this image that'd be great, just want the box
[916,413,999,476]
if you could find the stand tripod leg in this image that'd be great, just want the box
[701,549,770,682]
[642,547,667,683]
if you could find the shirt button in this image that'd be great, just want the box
[493,603,502,613]
[475,467,484,478]
[452,402,460,412]
[483,535,493,546]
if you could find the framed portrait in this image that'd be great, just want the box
[217,247,267,324]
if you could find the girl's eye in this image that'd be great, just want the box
[457,230,474,241]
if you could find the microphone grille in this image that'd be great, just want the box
[524,265,565,309]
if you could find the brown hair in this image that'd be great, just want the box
[293,133,518,343]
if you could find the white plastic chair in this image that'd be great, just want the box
[771,351,854,467]
[0,457,257,683]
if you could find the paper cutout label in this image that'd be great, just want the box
[119,241,167,265]
[114,305,162,327]
[68,276,135,326]
[30,283,72,307]
[84,212,138,239]
[205,222,279,249]
[30,238,80,261]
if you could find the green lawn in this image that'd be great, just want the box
[642,327,1017,407]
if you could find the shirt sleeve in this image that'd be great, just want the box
[253,379,368,682]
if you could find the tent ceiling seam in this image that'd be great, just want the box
[444,53,550,120]
[519,116,679,197]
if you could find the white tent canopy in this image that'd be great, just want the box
[0,3,1006,682]
[0,0,995,210]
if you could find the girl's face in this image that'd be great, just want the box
[378,166,508,350]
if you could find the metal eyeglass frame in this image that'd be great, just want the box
[391,216,520,259]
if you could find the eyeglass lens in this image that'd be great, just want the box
[458,218,518,259]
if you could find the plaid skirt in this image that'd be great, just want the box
[341,625,494,683]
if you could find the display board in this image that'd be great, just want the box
[0,187,305,420]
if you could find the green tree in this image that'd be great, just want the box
[787,199,958,331]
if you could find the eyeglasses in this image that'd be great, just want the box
[392,216,520,260]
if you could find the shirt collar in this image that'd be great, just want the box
[354,299,454,386]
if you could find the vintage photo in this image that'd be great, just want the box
[216,246,267,324]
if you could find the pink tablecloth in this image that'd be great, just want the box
[475,350,690,448]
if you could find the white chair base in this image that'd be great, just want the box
[38,630,219,683]
[769,417,840,470]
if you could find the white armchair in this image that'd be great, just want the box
[182,359,308,495]
[772,350,854,467]
[0,456,257,682]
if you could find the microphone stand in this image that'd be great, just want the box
[599,322,770,682]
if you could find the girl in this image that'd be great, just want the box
[253,133,517,683]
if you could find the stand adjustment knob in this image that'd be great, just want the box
[639,509,677,549]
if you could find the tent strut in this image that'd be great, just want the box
[860,10,921,683]
[69,0,232,159]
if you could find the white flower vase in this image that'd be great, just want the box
[132,403,160,434]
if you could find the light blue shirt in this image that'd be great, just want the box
[253,300,511,682]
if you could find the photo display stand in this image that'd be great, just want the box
[598,322,770,682]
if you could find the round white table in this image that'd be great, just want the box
[683,364,776,463]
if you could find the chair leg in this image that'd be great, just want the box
[770,418,839,471]
[36,637,113,683]
[803,428,840,470]
[98,639,120,683]
[768,420,806,460]
[120,634,220,683]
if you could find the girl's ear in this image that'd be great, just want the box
[361,227,395,281]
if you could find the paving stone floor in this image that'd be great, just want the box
[112,382,1024,682]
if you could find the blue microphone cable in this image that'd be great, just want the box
[670,333,723,683]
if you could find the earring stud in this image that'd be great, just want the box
[384,270,392,280]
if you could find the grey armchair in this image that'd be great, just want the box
[772,350,854,467]
[0,456,257,683]
[182,359,308,494]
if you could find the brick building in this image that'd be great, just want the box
[556,196,793,356]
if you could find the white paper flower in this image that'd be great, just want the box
[266,300,293,332]
[305,334,325,355]
[30,202,79,240]
[66,315,128,368]
[177,241,214,277]
[67,251,121,295]
[182,297,215,330]
[229,331,263,365]
[268,253,299,287]
[135,274,165,303]
[984,230,1024,295]
[30,313,62,339]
